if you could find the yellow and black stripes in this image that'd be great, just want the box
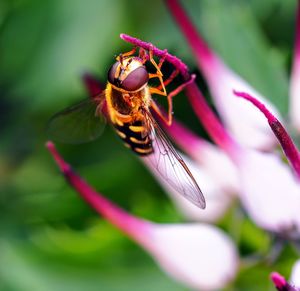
[113,120,153,156]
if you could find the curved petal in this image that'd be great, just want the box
[46,142,239,290]
[204,66,280,149]
[234,91,300,180]
[238,150,300,237]
[166,0,280,149]
[143,152,235,222]
[157,116,240,196]
[149,224,239,290]
[166,182,233,223]
[197,143,239,194]
[291,259,300,287]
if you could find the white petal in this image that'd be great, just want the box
[289,66,300,133]
[205,59,280,149]
[147,224,238,290]
[194,142,240,195]
[238,150,300,236]
[143,153,235,222]
[166,165,234,222]
[291,259,300,286]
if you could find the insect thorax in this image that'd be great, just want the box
[105,83,151,123]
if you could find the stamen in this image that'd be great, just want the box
[120,34,241,160]
[165,0,214,71]
[46,141,150,244]
[120,33,190,81]
[234,91,300,179]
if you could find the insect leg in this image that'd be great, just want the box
[156,69,179,90]
[150,74,194,126]
[150,99,173,126]
[116,47,137,64]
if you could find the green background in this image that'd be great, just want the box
[0,0,297,290]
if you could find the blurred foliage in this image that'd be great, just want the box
[0,0,298,290]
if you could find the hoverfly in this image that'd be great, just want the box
[48,47,206,209]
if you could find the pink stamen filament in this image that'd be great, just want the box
[184,82,241,160]
[270,272,287,289]
[121,34,241,161]
[165,0,216,75]
[234,91,300,179]
[120,33,190,81]
[165,0,212,58]
[46,141,151,245]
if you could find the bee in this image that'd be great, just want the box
[48,47,206,209]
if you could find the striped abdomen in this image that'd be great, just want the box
[114,120,153,156]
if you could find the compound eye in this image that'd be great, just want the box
[107,61,121,86]
[121,66,149,91]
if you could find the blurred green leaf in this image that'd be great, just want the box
[0,240,185,291]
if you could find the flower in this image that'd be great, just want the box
[47,1,300,288]
[46,141,238,290]
[162,0,300,239]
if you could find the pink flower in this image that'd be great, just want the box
[46,142,238,290]
[162,0,300,238]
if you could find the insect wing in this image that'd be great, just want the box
[47,93,106,144]
[142,110,206,209]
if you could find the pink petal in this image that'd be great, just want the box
[166,0,280,149]
[271,271,300,291]
[234,91,300,180]
[271,272,288,289]
[291,260,300,287]
[290,2,300,132]
[46,141,239,289]
[238,150,300,236]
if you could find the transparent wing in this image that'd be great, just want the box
[47,93,106,144]
[142,109,206,209]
